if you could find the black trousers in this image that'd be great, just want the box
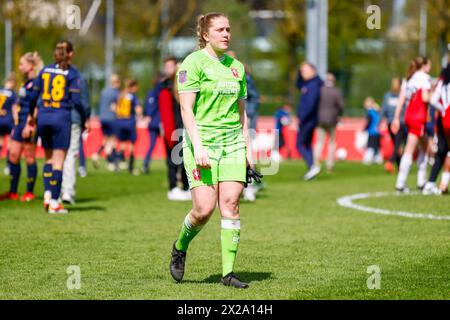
[388,122,407,167]
[165,139,189,191]
[429,116,449,183]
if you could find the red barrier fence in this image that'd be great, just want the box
[1,117,393,162]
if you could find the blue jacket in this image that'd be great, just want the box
[71,73,91,126]
[296,74,323,123]
[366,108,380,136]
[98,86,120,122]
[274,108,291,131]
[144,83,162,130]
[245,74,260,118]
[380,92,399,124]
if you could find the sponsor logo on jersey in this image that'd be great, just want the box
[19,87,27,97]
[231,67,239,78]
[179,71,187,84]
[193,169,201,181]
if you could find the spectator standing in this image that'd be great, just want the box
[313,73,344,172]
[296,62,323,181]
[61,72,91,205]
[363,97,382,165]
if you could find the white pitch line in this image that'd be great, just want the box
[337,192,450,221]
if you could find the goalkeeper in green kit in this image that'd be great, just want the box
[169,12,262,289]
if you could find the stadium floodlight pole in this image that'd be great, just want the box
[306,0,318,70]
[306,0,328,79]
[5,0,13,77]
[444,44,450,68]
[105,0,114,81]
[318,0,328,79]
[419,0,427,57]
[160,0,170,62]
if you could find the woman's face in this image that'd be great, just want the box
[364,98,373,109]
[300,64,316,81]
[19,57,33,75]
[204,17,231,52]
[423,61,432,73]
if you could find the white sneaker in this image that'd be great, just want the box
[48,200,68,214]
[3,166,10,176]
[167,187,188,201]
[422,182,438,195]
[183,190,192,201]
[78,166,87,178]
[118,162,127,171]
[43,190,52,208]
[363,149,375,165]
[303,166,321,181]
[375,153,384,165]
[396,186,410,194]
[61,193,75,205]
[107,163,116,172]
[91,153,99,162]
[243,188,256,202]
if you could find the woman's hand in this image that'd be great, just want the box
[245,163,263,188]
[390,118,400,135]
[194,145,211,168]
[22,123,35,139]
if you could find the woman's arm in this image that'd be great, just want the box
[135,104,143,118]
[422,88,431,104]
[22,108,38,139]
[431,80,444,112]
[391,86,406,134]
[12,103,19,126]
[179,92,210,168]
[238,99,252,167]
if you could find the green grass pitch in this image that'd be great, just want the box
[1,160,449,299]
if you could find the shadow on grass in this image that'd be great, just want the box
[69,206,106,212]
[183,272,272,284]
[75,197,98,204]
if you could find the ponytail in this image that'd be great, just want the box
[21,51,44,76]
[406,56,430,80]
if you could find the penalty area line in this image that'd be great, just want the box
[336,192,450,221]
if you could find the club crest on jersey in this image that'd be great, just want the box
[193,169,201,181]
[179,71,187,84]
[231,67,239,78]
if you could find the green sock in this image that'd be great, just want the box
[175,215,204,252]
[221,219,241,277]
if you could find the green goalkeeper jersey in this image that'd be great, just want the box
[177,49,247,146]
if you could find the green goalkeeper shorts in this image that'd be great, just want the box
[183,143,247,189]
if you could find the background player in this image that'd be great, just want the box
[114,79,142,175]
[391,56,432,192]
[362,97,382,165]
[296,62,324,181]
[26,40,87,214]
[381,77,402,173]
[142,73,162,174]
[92,74,120,171]
[1,53,43,201]
[428,64,450,194]
[0,74,18,198]
[157,57,190,201]
[61,71,91,205]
